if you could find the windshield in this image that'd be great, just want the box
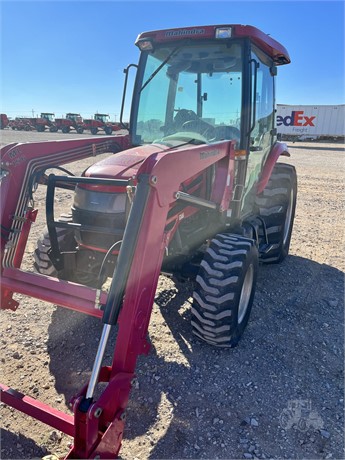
[133,42,243,145]
[42,114,54,121]
[67,114,80,121]
[95,114,108,122]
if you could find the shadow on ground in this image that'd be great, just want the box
[6,255,341,459]
[1,429,48,459]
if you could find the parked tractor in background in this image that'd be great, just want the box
[8,117,34,131]
[83,113,121,135]
[38,113,56,132]
[7,113,55,132]
[1,24,296,459]
[54,113,84,134]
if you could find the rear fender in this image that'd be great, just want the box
[256,141,290,194]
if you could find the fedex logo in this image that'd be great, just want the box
[277,111,316,127]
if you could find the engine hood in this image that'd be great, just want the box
[84,143,171,180]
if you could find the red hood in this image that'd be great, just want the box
[84,143,170,180]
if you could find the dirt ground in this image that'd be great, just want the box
[0,130,344,460]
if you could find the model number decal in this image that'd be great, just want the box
[200,149,220,160]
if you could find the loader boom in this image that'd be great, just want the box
[0,135,235,458]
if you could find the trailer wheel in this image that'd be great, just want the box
[256,163,297,263]
[192,234,258,347]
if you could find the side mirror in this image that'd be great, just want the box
[270,66,278,76]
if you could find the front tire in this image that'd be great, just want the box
[34,214,104,288]
[34,214,76,277]
[256,163,297,263]
[192,234,258,347]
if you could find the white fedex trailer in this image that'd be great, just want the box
[276,104,345,139]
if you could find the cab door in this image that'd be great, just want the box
[242,46,275,215]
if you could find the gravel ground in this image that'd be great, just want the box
[0,130,344,460]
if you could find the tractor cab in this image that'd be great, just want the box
[66,113,83,123]
[94,113,110,124]
[40,113,55,122]
[124,25,289,155]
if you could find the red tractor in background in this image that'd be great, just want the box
[0,114,10,129]
[29,112,55,133]
[54,113,85,134]
[8,117,34,131]
[83,113,122,135]
[37,113,56,132]
[7,113,56,132]
[0,24,296,459]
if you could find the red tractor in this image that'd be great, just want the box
[0,113,10,129]
[8,117,34,131]
[8,113,55,132]
[1,24,295,459]
[36,112,56,132]
[83,113,121,135]
[54,113,85,133]
[28,112,55,133]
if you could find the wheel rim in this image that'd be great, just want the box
[283,187,294,246]
[238,263,254,324]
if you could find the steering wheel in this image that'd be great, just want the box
[210,125,241,143]
[182,120,216,140]
[173,109,199,130]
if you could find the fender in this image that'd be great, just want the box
[256,141,290,194]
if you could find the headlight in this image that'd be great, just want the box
[215,27,232,39]
[73,187,127,214]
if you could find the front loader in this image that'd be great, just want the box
[0,24,296,458]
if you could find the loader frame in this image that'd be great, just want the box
[0,135,237,458]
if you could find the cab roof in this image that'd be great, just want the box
[136,24,290,65]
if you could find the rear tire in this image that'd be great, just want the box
[256,163,297,263]
[192,234,258,347]
[104,127,112,135]
[91,127,98,135]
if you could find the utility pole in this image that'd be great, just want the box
[32,109,35,117]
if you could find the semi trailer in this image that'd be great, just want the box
[276,104,345,140]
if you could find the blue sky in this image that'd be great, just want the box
[0,0,344,120]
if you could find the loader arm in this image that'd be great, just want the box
[0,137,235,459]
